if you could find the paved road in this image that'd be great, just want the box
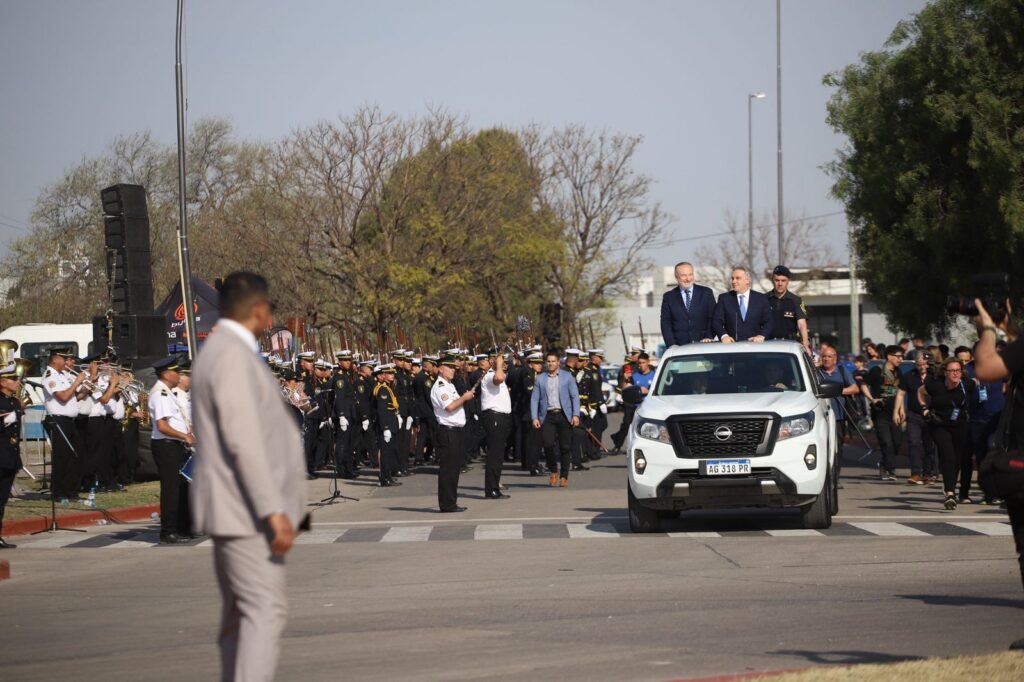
[3,414,1023,681]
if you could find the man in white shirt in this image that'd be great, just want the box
[431,357,476,513]
[85,356,120,491]
[149,355,193,544]
[41,348,87,501]
[480,349,513,499]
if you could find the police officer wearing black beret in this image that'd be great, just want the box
[0,362,23,548]
[767,265,811,352]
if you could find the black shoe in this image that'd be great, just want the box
[339,473,359,480]
[572,464,589,471]
[944,493,958,511]
[159,534,190,544]
[440,506,467,513]
[485,490,510,499]
[0,537,16,549]
[529,467,544,476]
[460,467,469,474]
[1010,638,1024,650]
[189,533,206,540]
[306,473,318,480]
[380,479,402,487]
[590,453,603,461]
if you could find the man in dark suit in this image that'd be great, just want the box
[712,266,774,342]
[660,261,715,347]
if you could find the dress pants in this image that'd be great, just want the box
[541,411,573,479]
[118,419,140,486]
[302,415,318,473]
[482,410,512,493]
[378,427,399,483]
[612,404,637,449]
[45,415,81,499]
[151,438,191,536]
[213,531,287,682]
[436,424,464,511]
[396,422,411,471]
[107,419,124,485]
[0,466,17,534]
[332,422,355,476]
[85,416,113,487]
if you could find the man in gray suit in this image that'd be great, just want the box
[191,272,306,682]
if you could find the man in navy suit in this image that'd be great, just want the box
[712,266,774,342]
[660,261,715,347]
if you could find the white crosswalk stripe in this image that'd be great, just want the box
[295,529,347,544]
[764,529,824,537]
[848,522,930,537]
[381,526,433,543]
[947,521,1014,536]
[566,523,620,538]
[474,524,523,540]
[667,531,722,538]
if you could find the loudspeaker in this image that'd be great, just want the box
[111,279,153,315]
[104,215,150,250]
[105,247,151,284]
[92,316,109,352]
[539,302,562,351]
[101,184,149,218]
[111,314,166,360]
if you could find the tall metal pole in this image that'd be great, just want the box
[775,0,784,265]
[747,92,765,271]
[175,0,198,360]
[748,94,754,269]
[848,224,860,355]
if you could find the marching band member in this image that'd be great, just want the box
[0,362,24,548]
[149,356,193,544]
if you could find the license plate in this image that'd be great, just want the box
[702,459,752,475]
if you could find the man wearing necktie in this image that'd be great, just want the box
[712,266,774,342]
[660,261,715,347]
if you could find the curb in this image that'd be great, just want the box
[4,503,160,537]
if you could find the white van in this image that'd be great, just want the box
[0,323,98,403]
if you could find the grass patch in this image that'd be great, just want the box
[764,651,1024,682]
[5,480,160,520]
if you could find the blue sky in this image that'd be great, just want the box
[0,0,927,261]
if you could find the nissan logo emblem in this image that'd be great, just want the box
[714,425,733,441]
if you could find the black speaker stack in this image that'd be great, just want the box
[97,184,167,362]
[539,302,562,351]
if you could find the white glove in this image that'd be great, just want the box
[339,417,349,432]
[588,408,597,419]
[405,416,413,430]
[361,419,370,431]
[383,429,392,443]
[473,414,479,421]
[3,411,15,426]
[599,404,608,414]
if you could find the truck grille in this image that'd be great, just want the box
[671,418,770,458]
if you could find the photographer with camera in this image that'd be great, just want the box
[963,278,1024,651]
[917,358,975,510]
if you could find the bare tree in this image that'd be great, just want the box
[695,210,838,292]
[538,125,671,342]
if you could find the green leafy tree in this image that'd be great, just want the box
[825,0,1024,336]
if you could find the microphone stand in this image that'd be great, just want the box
[32,419,86,535]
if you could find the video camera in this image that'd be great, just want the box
[945,272,1013,323]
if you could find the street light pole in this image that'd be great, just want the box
[748,92,766,270]
[776,0,784,265]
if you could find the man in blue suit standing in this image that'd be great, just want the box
[660,261,715,347]
[712,266,774,342]
[531,351,581,488]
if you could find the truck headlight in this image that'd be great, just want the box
[636,418,671,444]
[778,411,814,441]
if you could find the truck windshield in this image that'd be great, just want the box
[653,352,805,396]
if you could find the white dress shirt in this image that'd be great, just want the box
[431,377,465,427]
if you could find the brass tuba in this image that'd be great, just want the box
[13,358,33,405]
[0,339,18,364]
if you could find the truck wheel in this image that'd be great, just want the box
[628,484,661,533]
[800,470,833,530]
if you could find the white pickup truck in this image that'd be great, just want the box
[626,341,842,532]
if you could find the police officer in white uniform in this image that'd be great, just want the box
[480,349,513,499]
[149,356,193,543]
[41,348,86,501]
[431,357,476,513]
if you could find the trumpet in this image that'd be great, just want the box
[281,385,315,413]
[67,367,99,393]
